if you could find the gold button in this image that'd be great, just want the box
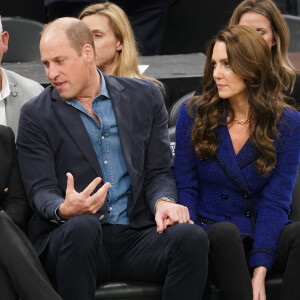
[4,188,8,193]
[99,215,105,221]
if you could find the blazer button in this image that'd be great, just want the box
[245,212,252,218]
[243,193,251,199]
[225,215,232,220]
[4,188,8,193]
[221,193,228,199]
[99,215,105,221]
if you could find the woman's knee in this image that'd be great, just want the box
[281,222,300,245]
[206,222,241,247]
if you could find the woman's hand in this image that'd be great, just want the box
[252,266,267,300]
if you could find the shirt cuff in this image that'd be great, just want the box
[53,203,66,224]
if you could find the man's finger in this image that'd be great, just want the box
[155,213,166,234]
[66,172,75,193]
[83,177,103,196]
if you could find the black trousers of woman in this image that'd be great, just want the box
[206,221,300,300]
[0,211,62,300]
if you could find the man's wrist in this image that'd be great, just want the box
[54,204,66,224]
[154,197,176,212]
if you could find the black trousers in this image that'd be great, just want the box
[41,214,209,300]
[206,221,300,300]
[0,212,62,300]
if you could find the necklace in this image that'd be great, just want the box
[233,117,252,125]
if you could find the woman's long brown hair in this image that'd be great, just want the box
[188,25,288,176]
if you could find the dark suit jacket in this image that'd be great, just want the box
[17,74,177,255]
[0,125,29,231]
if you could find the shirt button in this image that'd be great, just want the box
[4,188,8,193]
[109,207,112,211]
[99,215,105,221]
[104,160,108,164]
[221,193,228,199]
[225,215,232,220]
[101,136,105,140]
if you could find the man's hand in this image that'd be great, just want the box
[58,172,111,220]
[155,200,193,234]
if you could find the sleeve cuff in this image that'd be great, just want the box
[53,204,66,224]
[154,197,176,212]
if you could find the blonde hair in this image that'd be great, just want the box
[79,2,164,91]
[229,0,297,95]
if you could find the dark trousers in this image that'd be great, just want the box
[206,221,300,300]
[41,214,208,300]
[0,212,62,300]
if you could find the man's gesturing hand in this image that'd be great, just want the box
[58,172,111,220]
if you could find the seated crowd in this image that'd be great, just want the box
[0,1,300,300]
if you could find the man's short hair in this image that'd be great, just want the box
[43,18,95,57]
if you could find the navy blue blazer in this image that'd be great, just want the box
[17,74,177,255]
[174,103,300,270]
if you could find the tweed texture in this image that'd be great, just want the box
[174,103,300,269]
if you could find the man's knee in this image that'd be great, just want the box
[167,223,209,252]
[55,214,102,251]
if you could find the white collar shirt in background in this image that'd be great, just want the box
[0,68,10,126]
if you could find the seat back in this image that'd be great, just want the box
[283,14,300,52]
[290,166,300,221]
[168,91,195,128]
[2,17,44,63]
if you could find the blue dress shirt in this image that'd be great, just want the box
[66,71,131,225]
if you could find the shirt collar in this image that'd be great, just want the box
[98,69,109,99]
[0,68,11,101]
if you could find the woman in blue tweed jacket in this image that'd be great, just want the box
[174,25,300,300]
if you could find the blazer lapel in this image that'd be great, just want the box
[51,89,103,178]
[215,125,254,193]
[105,75,133,175]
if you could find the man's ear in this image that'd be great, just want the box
[82,44,95,62]
[1,31,9,54]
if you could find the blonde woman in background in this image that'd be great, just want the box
[79,2,163,90]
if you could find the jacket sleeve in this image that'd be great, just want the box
[1,127,30,231]
[17,101,65,220]
[143,82,178,214]
[173,103,200,223]
[250,110,300,270]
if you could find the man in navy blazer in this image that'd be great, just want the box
[17,18,208,300]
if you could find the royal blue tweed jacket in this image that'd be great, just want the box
[174,103,300,270]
